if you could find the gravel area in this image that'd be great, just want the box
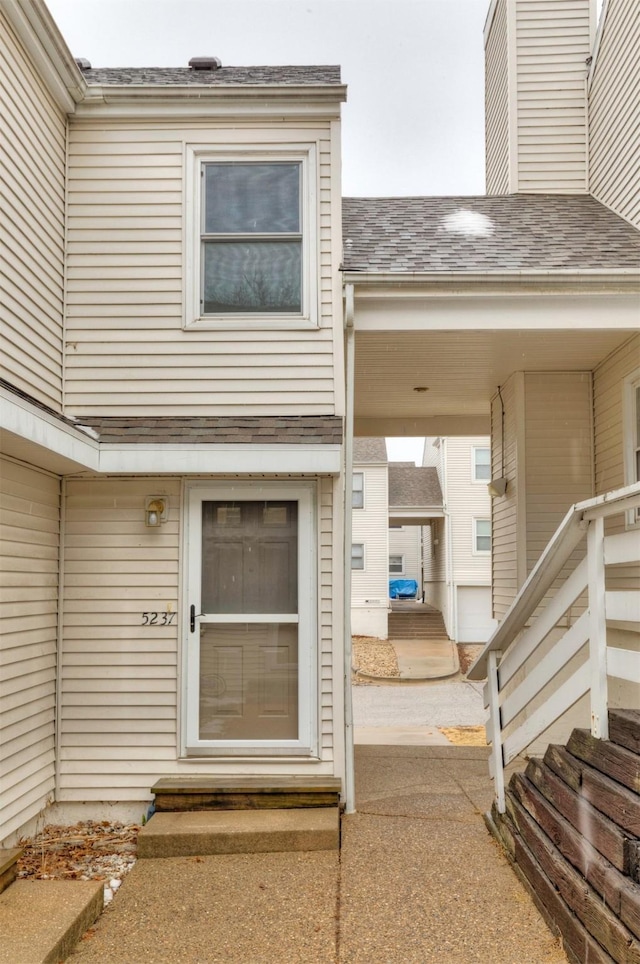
[352,637,399,681]
[17,820,139,905]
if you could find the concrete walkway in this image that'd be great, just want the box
[67,746,567,964]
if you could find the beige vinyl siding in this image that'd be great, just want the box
[445,437,492,586]
[389,526,422,583]
[60,476,336,802]
[0,13,66,411]
[351,464,389,607]
[594,332,640,560]
[64,122,339,416]
[485,0,511,194]
[523,372,593,574]
[491,378,519,620]
[0,458,60,842]
[514,0,592,192]
[589,0,640,228]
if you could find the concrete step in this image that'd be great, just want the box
[0,879,103,964]
[137,806,340,858]
[0,849,21,896]
[151,775,341,812]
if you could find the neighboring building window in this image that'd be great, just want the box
[185,146,317,328]
[351,544,365,570]
[473,447,491,481]
[389,555,404,574]
[623,370,640,525]
[352,472,364,509]
[474,519,491,553]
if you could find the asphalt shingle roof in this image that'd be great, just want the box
[342,195,640,273]
[388,466,442,507]
[76,416,343,445]
[82,66,342,86]
[353,438,388,462]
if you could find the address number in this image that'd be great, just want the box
[141,611,176,626]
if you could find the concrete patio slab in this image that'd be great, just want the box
[391,637,460,680]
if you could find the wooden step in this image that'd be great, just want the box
[137,807,340,858]
[151,776,341,812]
[610,709,640,755]
[567,728,640,796]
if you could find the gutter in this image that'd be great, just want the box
[342,268,640,287]
[343,283,356,814]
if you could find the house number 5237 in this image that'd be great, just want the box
[141,612,176,626]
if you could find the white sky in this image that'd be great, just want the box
[47,0,489,197]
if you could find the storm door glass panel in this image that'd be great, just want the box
[199,623,298,740]
[201,501,297,613]
[199,500,299,741]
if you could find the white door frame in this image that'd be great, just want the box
[182,480,318,757]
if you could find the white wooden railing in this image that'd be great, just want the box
[468,483,640,813]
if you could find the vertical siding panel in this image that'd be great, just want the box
[0,13,66,411]
[485,0,511,193]
[65,122,338,415]
[514,0,592,192]
[0,458,60,841]
[589,0,640,228]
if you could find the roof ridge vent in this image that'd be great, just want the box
[189,56,222,71]
[75,58,91,70]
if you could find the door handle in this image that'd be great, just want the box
[190,604,196,633]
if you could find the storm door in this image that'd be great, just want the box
[185,484,316,755]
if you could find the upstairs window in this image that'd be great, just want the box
[389,555,404,574]
[474,518,491,553]
[185,145,318,328]
[473,447,491,481]
[202,162,302,314]
[352,472,364,509]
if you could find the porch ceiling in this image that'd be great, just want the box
[353,327,634,437]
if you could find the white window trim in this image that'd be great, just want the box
[184,143,319,331]
[472,517,492,555]
[389,554,404,575]
[351,542,365,571]
[472,445,491,483]
[352,471,365,509]
[182,481,318,757]
[623,369,640,528]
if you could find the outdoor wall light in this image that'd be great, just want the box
[145,497,168,527]
[488,478,507,498]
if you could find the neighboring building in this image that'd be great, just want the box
[1,0,638,846]
[351,438,389,638]
[422,438,497,643]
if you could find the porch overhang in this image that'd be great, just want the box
[389,507,444,526]
[0,389,343,476]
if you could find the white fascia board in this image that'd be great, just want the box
[98,444,342,475]
[2,0,86,111]
[344,270,640,289]
[76,86,346,121]
[0,389,99,470]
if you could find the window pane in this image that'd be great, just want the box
[474,448,491,480]
[389,555,403,573]
[204,163,300,234]
[475,519,491,552]
[351,544,364,570]
[203,240,302,313]
[352,473,364,509]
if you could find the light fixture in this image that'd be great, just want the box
[488,478,507,498]
[413,386,429,393]
[145,497,168,527]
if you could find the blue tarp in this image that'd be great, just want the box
[389,579,418,599]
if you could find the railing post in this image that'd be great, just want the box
[587,516,608,739]
[487,651,506,813]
